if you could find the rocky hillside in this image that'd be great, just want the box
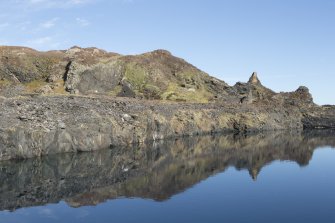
[0,45,334,161]
[0,46,234,102]
[0,46,318,106]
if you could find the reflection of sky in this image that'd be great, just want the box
[0,1,335,105]
[1,147,335,223]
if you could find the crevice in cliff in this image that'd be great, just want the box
[63,61,72,83]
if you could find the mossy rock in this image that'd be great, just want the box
[161,83,212,103]
[124,63,148,91]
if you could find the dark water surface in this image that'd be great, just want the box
[1,130,335,223]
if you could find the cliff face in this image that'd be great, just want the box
[0,46,334,160]
[0,95,305,160]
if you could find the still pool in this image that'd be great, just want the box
[0,131,335,223]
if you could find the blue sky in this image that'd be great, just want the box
[0,0,334,104]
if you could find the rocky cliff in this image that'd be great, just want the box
[0,46,334,160]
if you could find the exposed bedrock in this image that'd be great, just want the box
[0,94,309,161]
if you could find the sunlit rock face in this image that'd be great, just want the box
[0,46,231,102]
[0,94,311,161]
[1,130,335,211]
[1,45,335,161]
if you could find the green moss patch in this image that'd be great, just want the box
[161,83,212,103]
[124,63,148,90]
[24,80,46,92]
[109,85,123,96]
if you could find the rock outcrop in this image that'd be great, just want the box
[0,95,306,160]
[0,46,335,160]
[248,72,261,85]
[0,46,231,102]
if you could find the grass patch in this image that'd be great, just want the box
[124,63,148,90]
[143,84,162,99]
[177,70,196,80]
[161,83,212,103]
[109,85,123,96]
[23,79,67,94]
[0,79,11,87]
[24,80,46,92]
[52,80,67,94]
[33,57,56,79]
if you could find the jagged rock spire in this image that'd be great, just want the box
[248,72,261,85]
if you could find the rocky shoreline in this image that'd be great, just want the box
[1,93,334,161]
[1,46,335,160]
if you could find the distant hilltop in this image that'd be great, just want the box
[0,45,312,104]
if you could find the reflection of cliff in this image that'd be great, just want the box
[1,130,335,211]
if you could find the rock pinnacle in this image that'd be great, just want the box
[248,72,261,85]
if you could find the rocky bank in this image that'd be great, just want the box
[0,46,335,160]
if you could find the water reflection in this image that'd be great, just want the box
[0,130,335,211]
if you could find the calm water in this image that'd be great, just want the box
[1,130,335,223]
